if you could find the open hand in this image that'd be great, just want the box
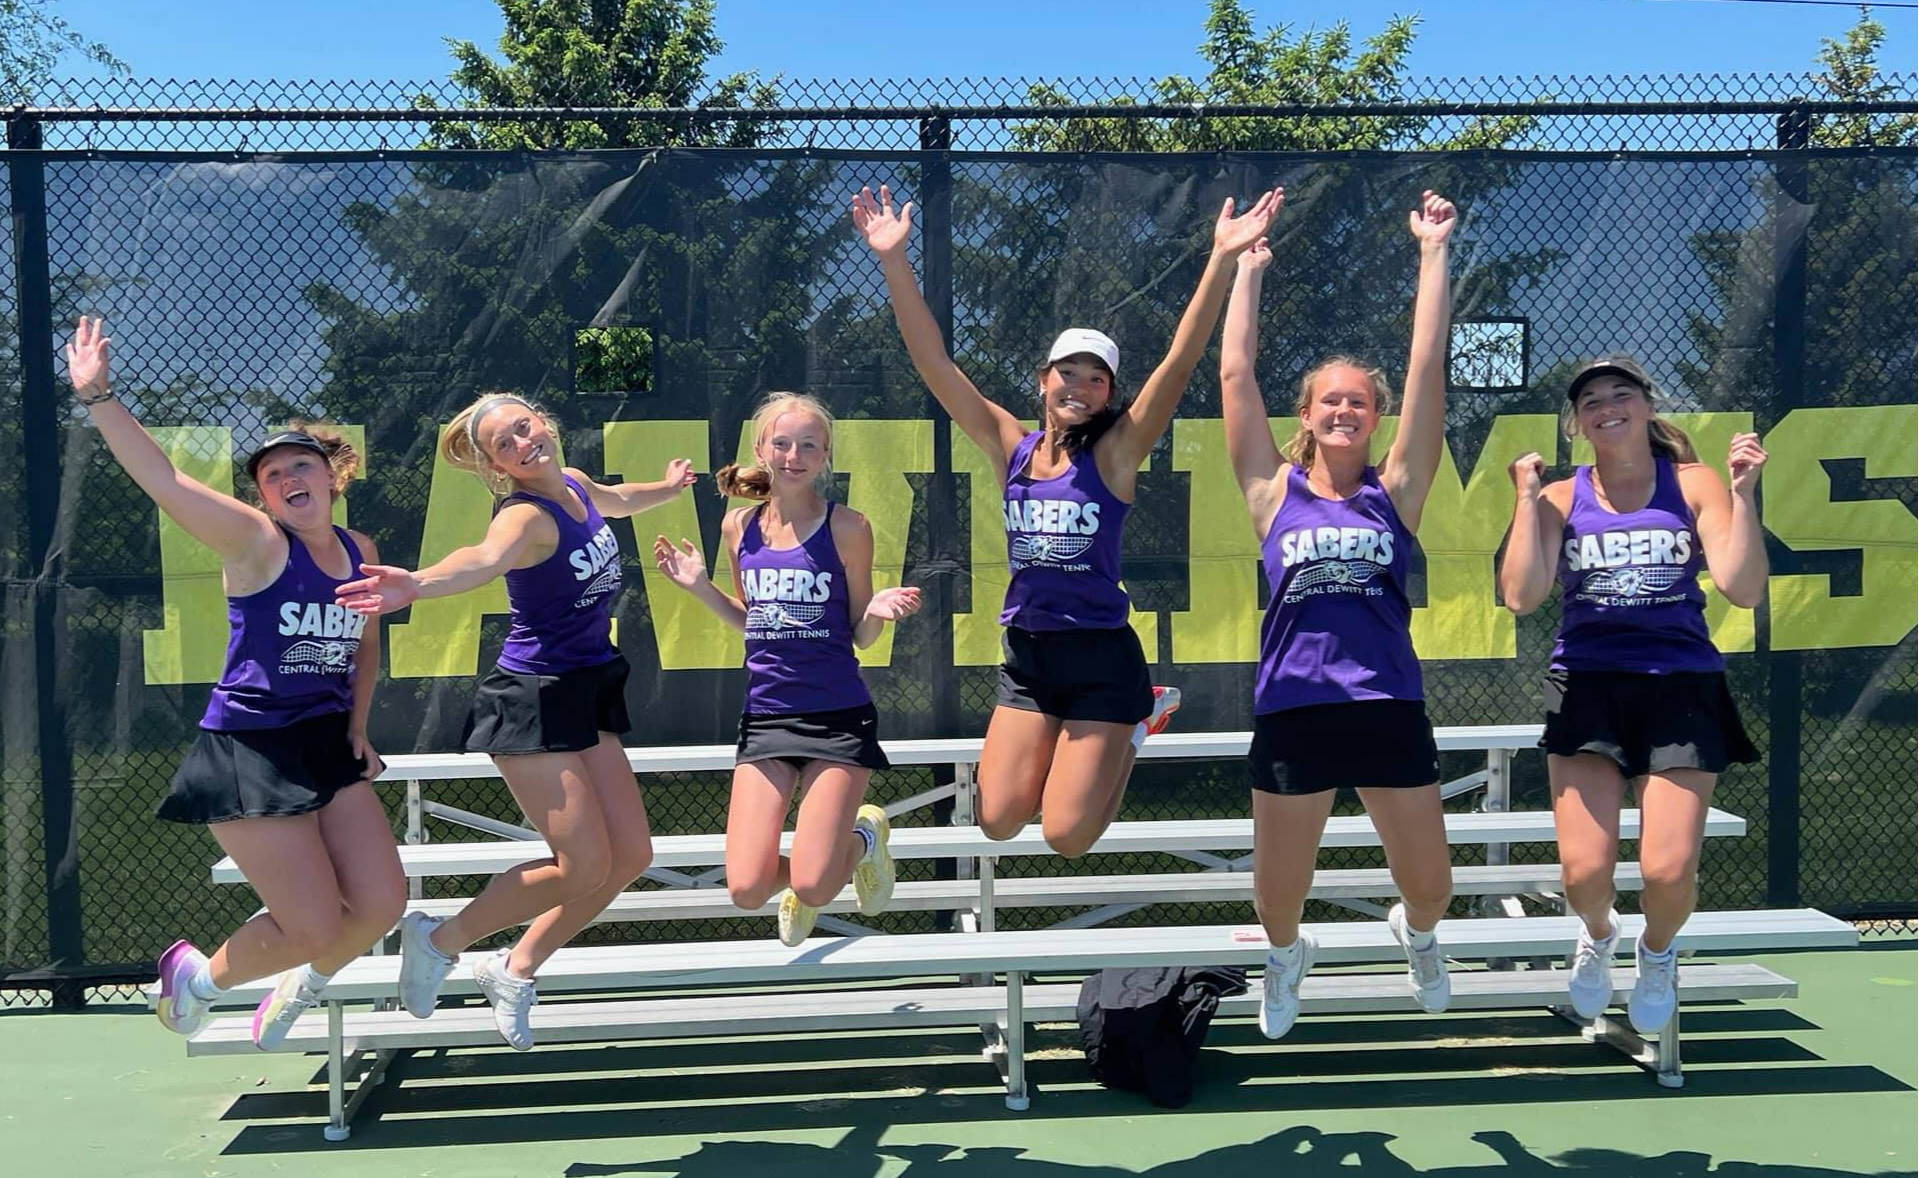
[851,184,913,257]
[336,563,422,616]
[865,585,923,623]
[652,536,707,589]
[66,315,111,401]
[662,458,696,489]
[1213,187,1284,257]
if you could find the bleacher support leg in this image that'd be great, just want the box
[1004,972,1030,1111]
[1563,1004,1684,1089]
[323,1001,350,1142]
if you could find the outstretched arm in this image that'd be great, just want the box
[345,531,385,782]
[651,509,749,631]
[570,460,696,519]
[1379,191,1458,532]
[1499,457,1566,616]
[336,502,551,615]
[1104,188,1284,473]
[66,316,279,563]
[1688,435,1769,608]
[1219,238,1287,531]
[853,185,1028,476]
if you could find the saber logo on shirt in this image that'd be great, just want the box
[1565,528,1697,606]
[1005,498,1101,572]
[743,568,834,639]
[1278,525,1396,602]
[569,525,622,608]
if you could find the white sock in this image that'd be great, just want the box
[299,965,333,994]
[1268,937,1302,962]
[854,824,877,859]
[1406,927,1437,951]
[1641,941,1677,963]
[187,961,225,1002]
[1130,720,1149,751]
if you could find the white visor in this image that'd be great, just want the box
[1045,328,1119,380]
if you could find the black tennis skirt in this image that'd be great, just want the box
[158,710,369,825]
[1541,669,1758,779]
[736,703,890,772]
[463,655,633,756]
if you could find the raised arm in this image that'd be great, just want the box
[1219,238,1287,532]
[1102,188,1284,474]
[336,502,552,615]
[651,509,749,632]
[1499,456,1566,616]
[344,530,385,781]
[1379,191,1458,532]
[66,316,280,565]
[834,507,923,649]
[1685,434,1769,608]
[569,460,696,519]
[852,185,1027,477]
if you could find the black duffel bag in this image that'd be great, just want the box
[1075,965,1249,1108]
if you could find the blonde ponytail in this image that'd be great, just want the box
[442,392,546,497]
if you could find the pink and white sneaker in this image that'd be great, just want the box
[155,939,212,1036]
[1141,686,1183,739]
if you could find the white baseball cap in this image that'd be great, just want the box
[1045,328,1119,380]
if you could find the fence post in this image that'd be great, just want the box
[9,114,85,1007]
[1765,102,1810,910]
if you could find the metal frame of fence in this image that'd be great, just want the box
[3,72,1914,1008]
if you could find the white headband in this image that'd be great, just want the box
[467,395,534,450]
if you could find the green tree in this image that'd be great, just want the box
[1810,7,1918,148]
[0,0,126,103]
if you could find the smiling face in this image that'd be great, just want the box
[1299,363,1381,456]
[1037,354,1115,429]
[1572,376,1653,448]
[476,403,559,485]
[756,409,831,492]
[253,446,336,527]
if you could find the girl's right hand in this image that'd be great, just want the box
[66,315,111,401]
[850,184,913,257]
[1509,452,1546,499]
[336,564,423,616]
[1238,237,1274,274]
[652,536,707,589]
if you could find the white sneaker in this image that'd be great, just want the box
[251,969,321,1050]
[777,888,818,947]
[472,951,537,1051]
[398,911,456,1019]
[852,804,895,916]
[1567,911,1620,1019]
[1629,937,1679,1034]
[1388,904,1451,1014]
[1257,932,1316,1040]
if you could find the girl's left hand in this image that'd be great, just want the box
[1408,190,1458,245]
[1728,432,1767,497]
[349,731,384,783]
[866,586,923,622]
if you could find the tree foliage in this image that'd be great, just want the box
[1809,7,1917,148]
[0,0,126,104]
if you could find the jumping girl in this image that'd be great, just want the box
[336,393,693,1049]
[853,182,1281,858]
[66,317,406,1051]
[1218,193,1459,1038]
[652,393,920,945]
[1499,354,1765,1034]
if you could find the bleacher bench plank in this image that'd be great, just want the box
[210,809,1746,883]
[197,908,1852,1006]
[360,725,1546,782]
[392,863,1649,924]
[186,963,1798,1055]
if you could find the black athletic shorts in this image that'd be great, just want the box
[1248,699,1441,796]
[736,703,890,772]
[158,709,369,825]
[996,625,1154,726]
[463,654,632,756]
[1541,668,1758,779]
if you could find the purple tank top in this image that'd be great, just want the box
[738,502,871,715]
[497,474,621,675]
[1553,459,1721,673]
[202,527,365,731]
[999,431,1131,631]
[1255,465,1424,714]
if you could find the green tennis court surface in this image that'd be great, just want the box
[4,945,1912,1178]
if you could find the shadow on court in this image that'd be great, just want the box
[213,1008,1913,1164]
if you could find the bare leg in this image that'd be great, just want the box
[1356,783,1453,933]
[1549,753,1629,939]
[1035,720,1138,858]
[976,706,1061,840]
[787,762,872,908]
[309,783,408,975]
[726,759,801,911]
[1250,789,1338,947]
[1635,768,1717,952]
[205,813,347,988]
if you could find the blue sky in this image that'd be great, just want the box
[54,0,1919,86]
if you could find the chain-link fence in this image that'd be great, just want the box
[2,73,1913,1008]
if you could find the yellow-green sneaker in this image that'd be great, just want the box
[852,804,895,916]
[777,888,818,947]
